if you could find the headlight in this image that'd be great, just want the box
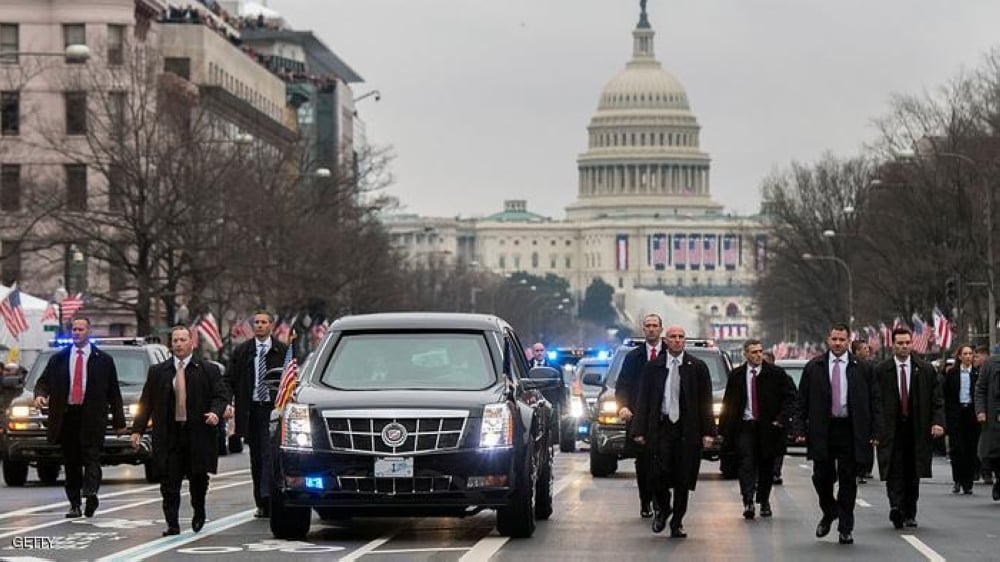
[480,403,513,448]
[600,400,618,415]
[570,396,585,418]
[712,402,723,416]
[127,403,139,416]
[281,403,312,449]
[9,406,31,419]
[597,399,621,424]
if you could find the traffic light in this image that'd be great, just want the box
[945,275,959,304]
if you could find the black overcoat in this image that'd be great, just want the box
[225,336,287,436]
[34,344,125,445]
[719,361,797,458]
[874,357,945,480]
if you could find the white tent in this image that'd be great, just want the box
[0,284,56,370]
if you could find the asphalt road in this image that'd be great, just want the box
[0,446,995,561]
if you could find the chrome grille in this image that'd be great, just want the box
[337,475,453,495]
[322,409,468,455]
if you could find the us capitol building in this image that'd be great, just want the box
[383,4,765,343]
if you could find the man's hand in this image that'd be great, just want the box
[979,412,987,423]
[34,395,47,408]
[618,407,633,422]
[204,412,219,426]
[224,405,234,419]
[633,436,646,445]
[130,433,142,450]
[931,424,944,438]
[702,436,714,449]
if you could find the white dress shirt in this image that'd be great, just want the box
[661,352,684,417]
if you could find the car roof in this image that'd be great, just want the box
[330,312,508,332]
[775,359,809,367]
[576,356,611,367]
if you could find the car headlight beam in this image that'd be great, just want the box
[281,403,313,449]
[480,403,513,448]
[10,405,31,419]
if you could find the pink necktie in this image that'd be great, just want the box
[830,358,842,417]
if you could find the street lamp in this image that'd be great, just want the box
[7,44,91,62]
[802,252,854,326]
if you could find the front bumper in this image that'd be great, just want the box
[592,422,629,456]
[276,446,518,511]
[3,432,152,465]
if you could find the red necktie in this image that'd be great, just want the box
[71,349,84,404]
[649,347,657,361]
[750,367,759,420]
[900,364,909,417]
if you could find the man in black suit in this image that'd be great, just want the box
[875,327,945,529]
[34,317,125,519]
[131,325,228,535]
[225,310,288,517]
[632,325,714,538]
[529,343,550,367]
[851,340,876,484]
[796,322,881,545]
[720,339,796,520]
[944,344,979,494]
[615,313,663,518]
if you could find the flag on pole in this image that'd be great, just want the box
[275,334,298,410]
[194,312,223,351]
[59,293,85,320]
[230,316,253,342]
[911,313,931,354]
[933,307,953,352]
[41,303,58,322]
[0,286,29,338]
[309,319,328,349]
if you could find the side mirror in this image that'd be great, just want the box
[2,375,22,390]
[581,372,604,387]
[522,366,561,391]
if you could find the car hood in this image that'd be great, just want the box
[295,385,508,415]
[7,387,145,408]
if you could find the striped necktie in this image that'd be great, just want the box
[255,343,268,402]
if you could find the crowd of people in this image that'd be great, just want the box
[32,311,285,536]
[614,315,1000,545]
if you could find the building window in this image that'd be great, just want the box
[65,165,87,210]
[498,255,506,269]
[164,57,190,80]
[107,24,125,65]
[1,91,17,135]
[531,252,539,268]
[1,239,21,285]
[63,24,86,64]
[65,91,87,135]
[565,240,571,246]
[550,256,556,269]
[108,165,124,211]
[565,256,571,269]
[0,24,18,64]
[726,303,740,317]
[1,164,20,211]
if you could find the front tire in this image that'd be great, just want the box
[559,418,577,453]
[496,452,537,538]
[535,443,554,520]
[3,459,28,486]
[589,440,617,477]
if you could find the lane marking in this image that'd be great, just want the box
[0,468,250,521]
[95,508,257,562]
[799,464,811,470]
[856,499,872,507]
[339,533,398,562]
[902,535,947,562]
[364,547,470,554]
[0,479,251,540]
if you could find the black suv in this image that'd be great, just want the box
[269,313,560,539]
[2,337,169,486]
[586,338,733,477]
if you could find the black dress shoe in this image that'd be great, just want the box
[903,518,918,528]
[838,532,854,544]
[192,511,206,533]
[953,482,961,494]
[65,505,82,518]
[773,476,783,485]
[742,502,755,520]
[759,502,772,518]
[857,476,867,484]
[254,507,270,518]
[84,496,99,518]
[651,510,668,533]
[964,487,974,495]
[992,482,1000,501]
[816,517,833,538]
[670,527,687,538]
[162,527,180,536]
[890,507,904,529]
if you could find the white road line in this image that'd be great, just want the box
[460,537,509,562]
[0,479,251,540]
[902,535,947,562]
[0,468,250,521]
[798,464,811,470]
[363,547,470,554]
[339,533,398,562]
[856,499,872,507]
[95,508,257,562]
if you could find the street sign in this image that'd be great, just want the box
[43,325,56,332]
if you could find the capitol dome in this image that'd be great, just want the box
[566,4,720,221]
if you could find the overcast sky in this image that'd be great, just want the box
[266,0,1000,219]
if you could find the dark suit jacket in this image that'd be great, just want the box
[131,357,228,475]
[874,357,945,480]
[225,336,288,435]
[34,344,125,445]
[719,361,797,458]
[632,352,715,490]
[616,344,659,451]
[797,351,882,465]
[943,364,979,432]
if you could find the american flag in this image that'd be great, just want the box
[194,312,223,352]
[865,326,881,354]
[754,235,767,273]
[880,322,892,349]
[933,307,952,351]
[688,234,701,269]
[229,316,253,342]
[674,234,687,269]
[704,235,717,269]
[0,286,28,338]
[910,314,931,354]
[615,235,629,271]
[60,293,84,319]
[650,234,667,270]
[274,315,296,344]
[41,303,58,322]
[309,319,329,349]
[274,339,298,410]
[723,235,738,270]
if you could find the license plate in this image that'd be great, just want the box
[374,456,413,478]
